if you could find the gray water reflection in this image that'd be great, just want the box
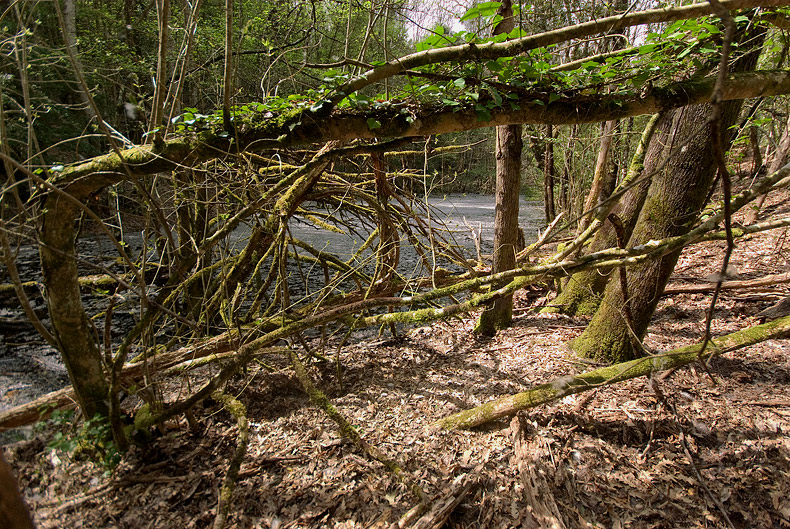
[107,195,545,299]
[287,194,544,266]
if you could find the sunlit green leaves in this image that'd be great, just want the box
[416,26,453,52]
[460,2,502,22]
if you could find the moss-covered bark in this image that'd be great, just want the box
[573,105,737,362]
[547,112,666,316]
[438,314,790,430]
[39,194,109,419]
[574,27,765,363]
[211,391,249,529]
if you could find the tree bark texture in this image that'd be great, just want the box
[476,123,522,335]
[745,111,790,223]
[549,111,669,315]
[0,451,35,529]
[543,124,556,224]
[572,102,746,363]
[39,193,109,418]
[579,119,617,233]
[572,24,765,363]
[476,0,521,336]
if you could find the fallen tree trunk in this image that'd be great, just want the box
[663,271,790,295]
[436,314,790,430]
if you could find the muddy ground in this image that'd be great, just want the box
[1,193,789,528]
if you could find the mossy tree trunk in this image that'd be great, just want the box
[572,102,746,362]
[548,111,669,315]
[39,193,110,418]
[573,25,765,363]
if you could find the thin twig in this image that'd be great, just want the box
[698,0,738,366]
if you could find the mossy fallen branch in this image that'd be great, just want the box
[0,331,241,431]
[211,391,249,529]
[436,314,790,430]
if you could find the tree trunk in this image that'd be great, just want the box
[222,0,233,132]
[475,0,521,336]
[548,112,667,315]
[572,102,746,363]
[579,119,617,232]
[573,23,765,363]
[559,124,576,215]
[148,0,170,141]
[745,112,790,224]
[543,124,556,224]
[62,0,95,123]
[39,194,109,419]
[0,451,35,529]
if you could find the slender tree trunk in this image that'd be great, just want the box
[579,120,617,232]
[476,0,521,336]
[222,0,233,132]
[750,126,763,175]
[559,125,575,214]
[149,0,170,141]
[62,0,95,123]
[475,124,522,335]
[745,112,790,223]
[543,124,556,224]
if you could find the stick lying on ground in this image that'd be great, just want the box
[436,314,790,430]
[663,271,790,295]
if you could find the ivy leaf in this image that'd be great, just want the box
[487,85,503,107]
[367,118,382,130]
[637,44,657,55]
[475,104,492,122]
[460,2,501,22]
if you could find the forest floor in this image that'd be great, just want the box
[3,191,790,529]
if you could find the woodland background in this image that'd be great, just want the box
[1,0,790,527]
